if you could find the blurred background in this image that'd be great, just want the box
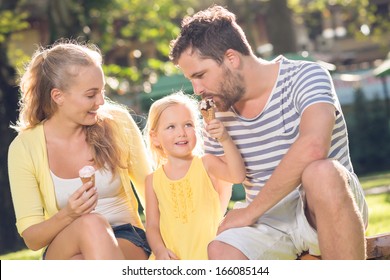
[1,0,389,256]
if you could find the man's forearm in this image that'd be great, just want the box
[245,134,329,223]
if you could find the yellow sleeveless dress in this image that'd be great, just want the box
[152,156,222,260]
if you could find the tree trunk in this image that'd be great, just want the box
[264,0,297,55]
[0,40,26,255]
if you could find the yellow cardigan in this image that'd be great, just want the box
[8,113,152,236]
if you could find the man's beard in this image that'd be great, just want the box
[214,67,245,112]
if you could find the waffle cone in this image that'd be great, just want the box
[201,108,215,123]
[80,174,95,186]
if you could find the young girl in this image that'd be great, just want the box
[144,91,245,260]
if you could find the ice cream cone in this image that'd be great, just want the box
[200,98,216,123]
[80,174,95,185]
[201,108,215,123]
[79,165,95,186]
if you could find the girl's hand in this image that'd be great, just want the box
[155,248,180,260]
[65,181,98,220]
[206,119,229,142]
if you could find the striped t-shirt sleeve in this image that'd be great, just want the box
[290,62,337,115]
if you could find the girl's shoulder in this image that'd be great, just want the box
[194,155,206,167]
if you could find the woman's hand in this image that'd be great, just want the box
[65,181,98,220]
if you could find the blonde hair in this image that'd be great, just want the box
[144,91,204,168]
[12,40,129,175]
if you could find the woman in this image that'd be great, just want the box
[8,40,152,259]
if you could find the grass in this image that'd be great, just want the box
[365,193,390,236]
[359,171,390,190]
[359,171,390,235]
[1,248,42,260]
[1,171,390,260]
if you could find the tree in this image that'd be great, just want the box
[265,0,297,54]
[0,0,31,254]
[94,0,189,103]
[288,0,390,47]
[348,88,390,174]
[221,0,297,56]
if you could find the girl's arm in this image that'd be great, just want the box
[203,119,246,184]
[145,174,178,260]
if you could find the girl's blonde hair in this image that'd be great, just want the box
[144,91,204,168]
[12,39,130,175]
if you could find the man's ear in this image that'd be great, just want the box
[224,49,241,69]
[51,88,64,105]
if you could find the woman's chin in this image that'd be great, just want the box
[84,113,99,125]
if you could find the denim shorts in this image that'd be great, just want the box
[42,223,150,259]
[112,223,151,255]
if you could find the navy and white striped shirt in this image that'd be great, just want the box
[204,56,354,204]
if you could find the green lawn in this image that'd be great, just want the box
[360,171,390,190]
[365,193,390,236]
[2,171,390,260]
[1,248,42,260]
[359,171,390,235]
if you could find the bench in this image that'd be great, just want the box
[366,233,390,259]
[298,233,390,260]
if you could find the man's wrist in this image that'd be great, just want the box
[245,204,260,225]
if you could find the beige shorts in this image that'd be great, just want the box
[214,170,368,260]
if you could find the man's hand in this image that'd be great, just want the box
[217,208,254,235]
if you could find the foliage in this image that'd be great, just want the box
[4,0,194,96]
[71,0,194,95]
[0,0,27,255]
[0,10,29,42]
[221,0,297,56]
[288,0,389,47]
[348,88,390,175]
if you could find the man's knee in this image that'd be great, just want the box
[208,240,224,260]
[303,160,348,191]
[303,159,345,183]
[208,240,249,260]
[302,160,354,210]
